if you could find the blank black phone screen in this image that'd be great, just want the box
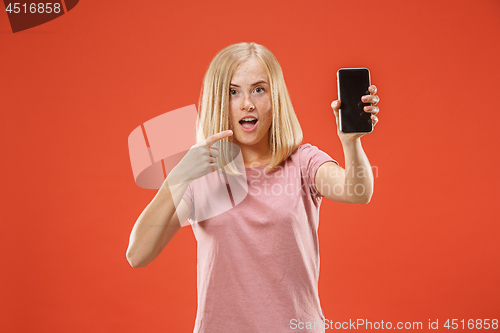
[338,68,372,133]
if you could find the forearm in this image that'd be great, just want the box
[341,138,374,204]
[126,178,189,268]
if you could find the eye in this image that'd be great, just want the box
[254,87,265,93]
[229,89,237,96]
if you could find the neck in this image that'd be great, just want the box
[236,138,272,168]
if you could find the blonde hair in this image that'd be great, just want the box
[197,42,303,174]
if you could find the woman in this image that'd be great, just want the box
[127,42,380,332]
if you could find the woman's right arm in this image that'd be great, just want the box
[126,178,191,268]
[125,129,233,268]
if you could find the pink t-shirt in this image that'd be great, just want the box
[182,143,337,333]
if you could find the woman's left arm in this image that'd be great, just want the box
[315,85,380,204]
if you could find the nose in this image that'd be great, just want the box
[241,93,255,111]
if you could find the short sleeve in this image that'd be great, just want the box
[299,143,338,199]
[182,182,195,223]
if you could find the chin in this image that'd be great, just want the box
[234,137,255,146]
[232,133,255,144]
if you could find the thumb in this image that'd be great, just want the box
[331,100,341,133]
[331,100,341,117]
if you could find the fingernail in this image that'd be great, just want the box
[362,96,368,102]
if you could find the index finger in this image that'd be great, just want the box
[205,130,233,146]
[369,85,377,95]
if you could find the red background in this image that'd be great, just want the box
[1,0,499,331]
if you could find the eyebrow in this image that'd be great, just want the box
[230,80,269,87]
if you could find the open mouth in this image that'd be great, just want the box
[239,119,257,127]
[239,118,258,132]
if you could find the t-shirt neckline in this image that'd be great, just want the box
[244,164,268,170]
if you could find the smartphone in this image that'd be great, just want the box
[337,68,372,133]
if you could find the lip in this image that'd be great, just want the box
[239,118,258,133]
[239,115,258,122]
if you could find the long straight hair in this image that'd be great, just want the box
[197,42,303,174]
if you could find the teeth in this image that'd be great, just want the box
[241,118,257,121]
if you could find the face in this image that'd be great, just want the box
[228,57,273,152]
